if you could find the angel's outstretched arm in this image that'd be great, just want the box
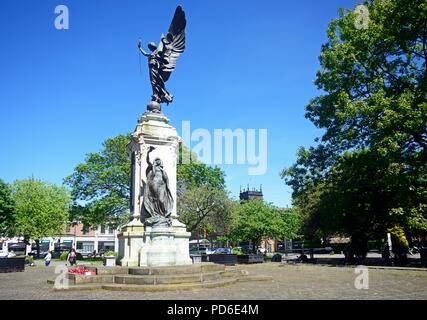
[138,40,151,57]
[146,146,155,165]
[145,147,155,177]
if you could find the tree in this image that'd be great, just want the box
[0,179,15,237]
[297,150,412,259]
[177,186,233,240]
[228,200,299,253]
[282,0,427,259]
[276,208,301,242]
[65,134,131,228]
[305,0,426,160]
[11,178,71,255]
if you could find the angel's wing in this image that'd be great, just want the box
[158,6,186,82]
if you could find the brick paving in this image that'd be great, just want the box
[0,263,426,300]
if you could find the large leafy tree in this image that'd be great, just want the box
[65,134,131,228]
[0,179,15,237]
[283,0,427,257]
[228,200,300,252]
[11,178,71,254]
[306,0,426,160]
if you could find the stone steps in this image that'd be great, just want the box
[127,263,225,276]
[49,263,272,292]
[52,275,273,291]
[66,274,114,285]
[96,266,129,275]
[101,278,239,292]
[114,271,221,285]
[54,284,104,291]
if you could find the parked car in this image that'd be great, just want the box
[28,250,48,258]
[76,249,94,258]
[7,243,27,256]
[206,248,217,255]
[52,243,73,259]
[409,244,421,255]
[189,247,207,255]
[311,246,334,254]
[324,246,333,254]
[213,248,232,254]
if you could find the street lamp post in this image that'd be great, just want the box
[71,221,78,250]
[284,238,288,257]
[196,207,200,253]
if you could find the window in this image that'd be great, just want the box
[77,242,94,252]
[83,243,94,252]
[104,243,114,251]
[99,242,115,251]
[109,227,114,234]
[82,224,89,234]
[101,225,106,234]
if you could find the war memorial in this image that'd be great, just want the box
[0,2,426,314]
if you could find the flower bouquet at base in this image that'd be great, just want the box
[67,265,97,276]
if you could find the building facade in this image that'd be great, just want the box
[50,223,118,253]
[1,223,119,255]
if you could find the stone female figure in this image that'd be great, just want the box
[143,146,174,227]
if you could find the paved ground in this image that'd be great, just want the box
[283,252,422,267]
[1,262,426,300]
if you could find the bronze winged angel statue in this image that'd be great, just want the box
[138,6,186,112]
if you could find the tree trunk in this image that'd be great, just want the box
[35,239,40,258]
[252,239,258,254]
[350,233,368,264]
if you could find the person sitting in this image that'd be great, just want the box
[296,252,308,263]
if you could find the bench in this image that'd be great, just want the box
[0,257,26,273]
[237,254,264,264]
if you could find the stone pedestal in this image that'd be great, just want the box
[118,219,145,267]
[117,110,192,267]
[141,227,176,267]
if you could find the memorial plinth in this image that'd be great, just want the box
[118,111,192,267]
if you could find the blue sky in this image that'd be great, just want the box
[0,0,359,207]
